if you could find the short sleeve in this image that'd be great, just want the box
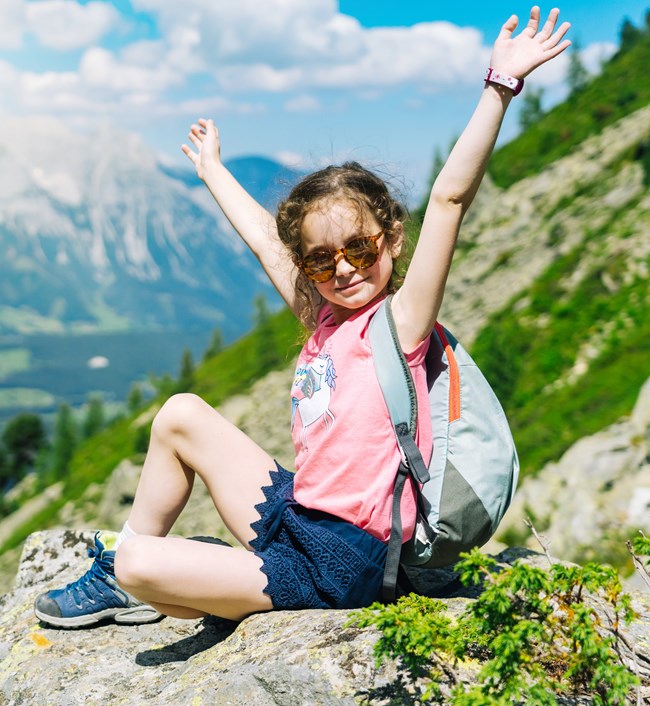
[404,335,430,367]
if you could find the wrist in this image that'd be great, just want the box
[484,67,524,96]
[200,160,226,184]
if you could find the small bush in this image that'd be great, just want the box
[349,548,640,704]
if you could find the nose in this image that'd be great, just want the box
[333,250,355,276]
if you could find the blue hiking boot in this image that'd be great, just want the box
[34,531,161,628]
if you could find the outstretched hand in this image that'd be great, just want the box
[490,6,571,79]
[181,118,221,182]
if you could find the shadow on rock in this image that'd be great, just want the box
[136,615,238,666]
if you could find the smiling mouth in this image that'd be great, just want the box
[336,278,367,291]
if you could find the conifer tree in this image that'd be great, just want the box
[176,348,196,393]
[619,17,642,53]
[52,403,77,478]
[0,445,10,491]
[82,394,105,438]
[567,38,589,95]
[254,294,280,374]
[203,328,224,361]
[1,413,46,479]
[127,383,144,413]
[518,86,544,130]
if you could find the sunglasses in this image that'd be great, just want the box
[298,232,384,283]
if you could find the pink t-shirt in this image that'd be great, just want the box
[290,297,433,543]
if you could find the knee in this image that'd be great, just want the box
[151,393,210,442]
[114,536,152,592]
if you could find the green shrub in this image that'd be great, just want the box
[349,549,640,704]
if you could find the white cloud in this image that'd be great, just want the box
[0,0,596,130]
[0,0,25,49]
[174,96,266,117]
[129,1,491,93]
[581,42,617,74]
[284,95,321,112]
[275,150,305,168]
[80,46,183,93]
[26,1,120,50]
[527,40,617,89]
[1,0,121,51]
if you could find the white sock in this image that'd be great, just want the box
[115,520,138,550]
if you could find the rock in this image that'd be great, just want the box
[2,530,648,705]
[441,104,650,345]
[499,377,650,573]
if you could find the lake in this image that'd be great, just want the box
[0,329,215,426]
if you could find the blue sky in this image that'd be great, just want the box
[1,1,648,203]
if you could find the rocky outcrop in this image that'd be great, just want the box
[499,377,650,579]
[442,104,650,346]
[1,530,649,705]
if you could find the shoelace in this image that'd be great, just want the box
[64,544,115,607]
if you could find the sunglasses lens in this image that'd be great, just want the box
[301,252,335,282]
[345,237,379,269]
[300,234,381,282]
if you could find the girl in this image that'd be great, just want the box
[35,7,570,627]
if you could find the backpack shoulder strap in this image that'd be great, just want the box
[369,295,432,601]
[368,294,417,433]
[368,296,430,485]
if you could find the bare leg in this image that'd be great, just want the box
[127,393,277,547]
[114,393,280,619]
[115,536,273,621]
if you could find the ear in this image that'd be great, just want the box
[389,221,404,259]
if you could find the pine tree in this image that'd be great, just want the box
[0,445,10,491]
[619,18,642,53]
[1,413,46,479]
[254,294,280,374]
[176,348,196,393]
[518,86,545,130]
[203,328,224,361]
[52,403,77,478]
[567,38,589,95]
[83,394,105,438]
[127,383,144,413]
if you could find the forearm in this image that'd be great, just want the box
[429,82,513,213]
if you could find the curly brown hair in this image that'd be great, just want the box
[276,161,408,330]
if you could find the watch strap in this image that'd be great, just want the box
[484,67,525,96]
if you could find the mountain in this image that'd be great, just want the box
[0,117,301,340]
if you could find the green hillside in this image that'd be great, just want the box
[489,25,650,187]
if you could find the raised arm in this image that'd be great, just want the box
[182,119,300,313]
[392,6,571,352]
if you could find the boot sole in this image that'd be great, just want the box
[35,604,162,628]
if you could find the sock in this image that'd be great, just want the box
[115,520,138,550]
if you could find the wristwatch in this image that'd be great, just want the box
[484,67,525,96]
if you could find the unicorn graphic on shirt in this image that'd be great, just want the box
[291,353,336,450]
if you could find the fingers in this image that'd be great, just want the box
[544,20,571,50]
[522,5,541,37]
[537,7,560,40]
[543,35,571,59]
[498,14,519,40]
[180,143,197,165]
[181,117,219,164]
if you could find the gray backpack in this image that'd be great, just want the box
[368,295,519,600]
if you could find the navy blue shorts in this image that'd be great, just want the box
[250,464,388,610]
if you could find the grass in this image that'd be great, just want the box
[489,32,650,188]
[471,235,650,477]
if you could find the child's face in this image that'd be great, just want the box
[301,199,401,323]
